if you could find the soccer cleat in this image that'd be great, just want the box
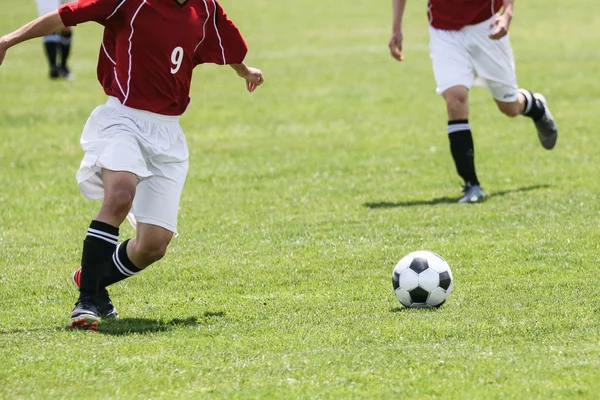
[59,66,75,81]
[72,267,118,319]
[458,184,485,204]
[533,93,558,150]
[49,66,61,79]
[70,296,100,330]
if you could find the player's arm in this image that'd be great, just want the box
[0,11,65,66]
[230,63,264,93]
[489,0,514,40]
[389,0,407,61]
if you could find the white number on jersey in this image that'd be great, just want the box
[170,47,184,74]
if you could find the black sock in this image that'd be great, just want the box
[60,31,72,69]
[448,120,479,186]
[43,34,60,69]
[103,239,142,287]
[519,88,545,122]
[79,221,119,298]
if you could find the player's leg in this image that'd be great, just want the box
[429,26,483,203]
[469,19,558,149]
[58,27,74,80]
[71,102,153,329]
[442,86,484,203]
[99,154,188,289]
[35,0,61,78]
[494,90,557,149]
[71,169,137,329]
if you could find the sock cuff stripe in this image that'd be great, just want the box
[87,232,118,245]
[448,119,469,125]
[113,241,140,276]
[447,124,471,134]
[43,34,61,43]
[113,253,136,276]
[519,88,533,114]
[87,228,119,241]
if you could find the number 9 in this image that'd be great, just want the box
[170,46,184,74]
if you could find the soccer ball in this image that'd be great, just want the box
[392,250,454,308]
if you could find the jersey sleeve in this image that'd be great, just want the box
[193,1,248,66]
[58,0,124,26]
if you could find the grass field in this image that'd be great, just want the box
[1,0,600,398]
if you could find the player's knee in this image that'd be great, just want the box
[136,242,169,264]
[443,89,469,119]
[497,102,520,117]
[103,188,135,216]
[446,97,468,119]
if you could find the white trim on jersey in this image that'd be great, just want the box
[428,0,433,25]
[124,0,147,104]
[106,0,127,20]
[102,40,117,65]
[114,68,126,97]
[194,0,211,52]
[213,1,227,63]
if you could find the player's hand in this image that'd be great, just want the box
[489,14,511,40]
[388,30,404,61]
[238,66,264,93]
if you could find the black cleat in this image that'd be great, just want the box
[49,66,60,79]
[98,289,119,319]
[70,296,100,330]
[72,268,118,319]
[533,93,558,150]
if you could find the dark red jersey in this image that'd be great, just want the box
[427,0,503,30]
[59,0,248,115]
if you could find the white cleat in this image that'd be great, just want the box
[458,184,485,204]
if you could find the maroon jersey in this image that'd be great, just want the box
[59,0,248,115]
[428,0,503,30]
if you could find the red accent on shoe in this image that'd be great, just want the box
[72,268,81,288]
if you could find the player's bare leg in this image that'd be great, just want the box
[126,223,173,270]
[495,90,558,149]
[71,169,137,329]
[443,86,485,203]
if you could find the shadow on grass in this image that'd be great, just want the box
[97,311,225,335]
[364,184,550,209]
[0,311,225,336]
[390,307,439,313]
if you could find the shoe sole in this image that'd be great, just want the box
[70,315,99,330]
[458,197,485,204]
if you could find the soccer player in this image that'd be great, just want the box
[388,0,558,203]
[0,0,264,329]
[34,0,75,79]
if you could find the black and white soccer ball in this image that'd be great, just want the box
[392,250,454,308]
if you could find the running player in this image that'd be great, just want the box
[388,0,558,203]
[34,0,75,79]
[0,0,264,329]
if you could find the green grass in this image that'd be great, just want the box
[1,0,600,398]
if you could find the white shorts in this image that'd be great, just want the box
[35,0,73,16]
[76,97,189,234]
[429,15,518,102]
